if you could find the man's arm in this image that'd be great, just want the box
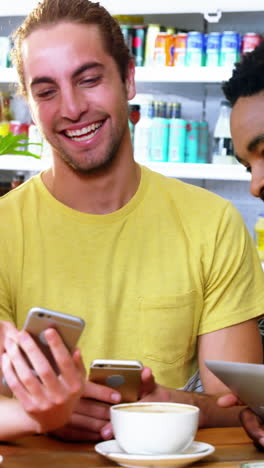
[139,318,263,428]
[50,318,263,442]
[198,317,263,394]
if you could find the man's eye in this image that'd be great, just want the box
[36,89,56,99]
[79,76,100,86]
[246,166,252,173]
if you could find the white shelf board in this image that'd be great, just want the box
[139,162,251,181]
[0,68,18,83]
[0,155,50,171]
[135,66,233,83]
[0,0,38,16]
[0,158,250,181]
[0,66,233,85]
[1,1,264,16]
[99,0,264,14]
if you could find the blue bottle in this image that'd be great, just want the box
[197,121,209,163]
[168,118,187,162]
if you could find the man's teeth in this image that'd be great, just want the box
[65,122,102,140]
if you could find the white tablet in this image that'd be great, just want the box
[205,360,264,420]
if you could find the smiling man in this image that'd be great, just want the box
[0,0,264,442]
[217,40,264,449]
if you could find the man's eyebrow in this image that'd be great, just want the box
[30,76,55,88]
[30,62,104,88]
[72,62,103,79]
[247,134,264,152]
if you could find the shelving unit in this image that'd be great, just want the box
[0,66,241,180]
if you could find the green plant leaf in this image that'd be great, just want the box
[9,150,42,158]
[0,131,42,159]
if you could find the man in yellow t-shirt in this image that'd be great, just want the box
[0,0,263,442]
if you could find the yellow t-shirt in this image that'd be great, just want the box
[0,165,263,388]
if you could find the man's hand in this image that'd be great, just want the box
[51,378,122,441]
[51,366,157,442]
[2,328,86,434]
[217,392,264,449]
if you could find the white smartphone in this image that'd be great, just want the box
[205,360,264,421]
[21,307,85,374]
[89,359,143,402]
[2,307,85,390]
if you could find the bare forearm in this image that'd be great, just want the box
[168,388,243,427]
[0,396,39,441]
[189,391,243,427]
[142,385,243,428]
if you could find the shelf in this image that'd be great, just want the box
[135,67,233,84]
[0,156,249,181]
[0,155,50,171]
[0,66,233,85]
[137,162,251,181]
[82,0,264,15]
[1,0,264,15]
[0,67,18,83]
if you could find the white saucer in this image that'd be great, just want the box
[0,455,2,464]
[95,439,215,468]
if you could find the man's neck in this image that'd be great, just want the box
[42,155,141,215]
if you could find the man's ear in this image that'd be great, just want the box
[125,60,136,101]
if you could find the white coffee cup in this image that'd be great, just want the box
[110,402,199,455]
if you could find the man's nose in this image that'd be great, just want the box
[250,166,264,200]
[60,88,86,121]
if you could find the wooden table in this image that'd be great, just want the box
[0,427,263,467]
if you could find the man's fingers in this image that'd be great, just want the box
[140,367,156,396]
[83,379,121,404]
[240,408,264,448]
[217,392,240,408]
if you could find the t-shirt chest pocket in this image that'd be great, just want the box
[140,290,201,364]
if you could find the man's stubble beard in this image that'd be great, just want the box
[45,123,127,175]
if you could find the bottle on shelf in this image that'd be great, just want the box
[28,123,43,157]
[133,101,154,163]
[11,171,25,190]
[212,100,236,164]
[149,101,169,162]
[254,214,264,262]
[167,103,185,163]
[128,104,140,147]
[185,120,200,163]
[197,121,209,164]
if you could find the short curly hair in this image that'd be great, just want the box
[11,0,133,96]
[223,39,264,106]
